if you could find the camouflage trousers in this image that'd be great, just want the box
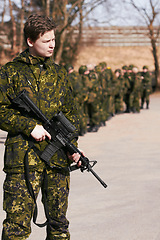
[2,168,70,240]
[141,89,150,105]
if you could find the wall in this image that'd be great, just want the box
[72,26,160,47]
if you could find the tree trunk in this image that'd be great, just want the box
[149,26,160,88]
[1,0,6,27]
[54,0,68,64]
[8,0,17,52]
[19,0,24,52]
[28,0,32,15]
[46,0,50,17]
[74,1,83,54]
[151,40,160,88]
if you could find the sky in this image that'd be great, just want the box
[0,0,160,27]
[88,0,160,26]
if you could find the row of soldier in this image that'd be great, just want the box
[64,62,152,136]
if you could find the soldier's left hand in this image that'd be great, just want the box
[67,150,85,167]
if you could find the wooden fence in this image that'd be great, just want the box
[72,26,160,47]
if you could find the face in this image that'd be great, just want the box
[27,30,55,58]
[132,67,138,73]
[115,71,120,77]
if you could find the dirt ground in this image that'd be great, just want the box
[0,91,160,239]
[74,45,160,72]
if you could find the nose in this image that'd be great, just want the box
[50,40,55,48]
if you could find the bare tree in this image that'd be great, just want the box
[125,0,160,89]
[46,0,50,16]
[8,0,17,52]
[53,0,68,64]
[52,0,107,64]
[19,0,24,52]
[1,0,7,27]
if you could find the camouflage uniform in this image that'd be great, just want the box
[87,69,101,131]
[122,66,131,113]
[103,67,116,120]
[67,66,88,136]
[140,66,152,109]
[94,65,107,125]
[130,68,142,113]
[0,49,79,239]
[114,69,125,113]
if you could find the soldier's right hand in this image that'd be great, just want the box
[30,125,51,141]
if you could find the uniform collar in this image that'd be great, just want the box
[14,48,53,69]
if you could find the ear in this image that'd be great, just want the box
[27,38,34,47]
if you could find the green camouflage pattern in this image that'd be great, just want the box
[68,70,88,135]
[0,49,79,239]
[0,49,79,173]
[103,68,116,117]
[129,72,142,112]
[122,71,132,112]
[2,168,70,239]
[87,70,101,127]
[114,73,125,113]
[141,70,152,106]
[96,68,108,122]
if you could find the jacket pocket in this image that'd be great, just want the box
[4,135,42,171]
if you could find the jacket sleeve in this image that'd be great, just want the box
[0,69,38,136]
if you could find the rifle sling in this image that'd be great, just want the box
[24,141,70,228]
[24,142,48,228]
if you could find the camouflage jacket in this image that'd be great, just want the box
[0,49,79,173]
[141,71,152,91]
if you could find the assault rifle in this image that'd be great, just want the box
[11,90,107,188]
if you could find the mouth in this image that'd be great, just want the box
[48,49,54,53]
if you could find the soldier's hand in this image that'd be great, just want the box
[31,125,51,141]
[67,150,85,167]
[69,152,81,167]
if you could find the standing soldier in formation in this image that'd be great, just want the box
[103,65,116,120]
[63,62,153,136]
[114,69,125,114]
[95,63,107,126]
[130,66,142,113]
[79,65,100,132]
[87,67,101,132]
[65,64,88,136]
[140,65,152,109]
[122,65,131,113]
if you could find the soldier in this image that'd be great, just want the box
[0,14,81,239]
[130,66,142,113]
[114,69,125,114]
[87,67,101,131]
[94,63,107,126]
[141,65,152,109]
[79,65,100,132]
[65,64,88,136]
[103,66,116,120]
[122,65,131,113]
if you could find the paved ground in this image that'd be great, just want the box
[0,92,160,239]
